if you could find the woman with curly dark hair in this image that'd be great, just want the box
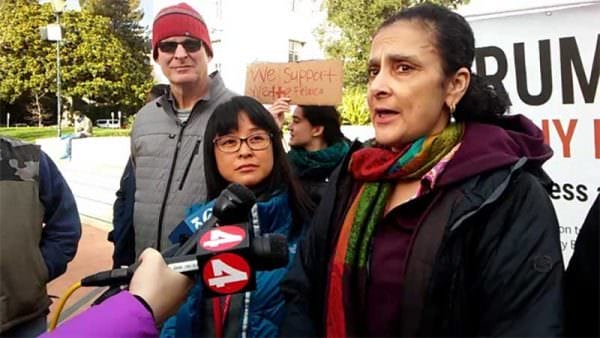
[281,3,563,337]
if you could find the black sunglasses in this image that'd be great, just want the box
[158,39,203,54]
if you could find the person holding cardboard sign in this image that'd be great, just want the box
[280,3,563,337]
[269,98,351,206]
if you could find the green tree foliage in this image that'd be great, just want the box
[320,0,467,89]
[79,0,152,107]
[0,0,153,124]
[0,0,56,125]
[339,86,370,125]
[80,0,149,55]
[60,10,151,109]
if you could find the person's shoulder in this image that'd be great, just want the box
[133,98,168,126]
[138,98,163,115]
[1,135,36,148]
[209,71,238,100]
[0,137,41,161]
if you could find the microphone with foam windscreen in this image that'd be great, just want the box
[169,183,257,256]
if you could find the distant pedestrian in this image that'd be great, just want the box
[1,136,81,337]
[60,111,93,160]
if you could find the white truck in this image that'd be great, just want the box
[459,0,599,263]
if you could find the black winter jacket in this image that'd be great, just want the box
[280,143,564,337]
[108,157,136,268]
[565,193,599,337]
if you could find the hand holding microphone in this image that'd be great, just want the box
[130,248,194,323]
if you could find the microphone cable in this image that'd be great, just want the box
[47,281,82,331]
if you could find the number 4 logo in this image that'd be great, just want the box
[200,226,246,252]
[203,253,251,294]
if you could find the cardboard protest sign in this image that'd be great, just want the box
[245,60,343,105]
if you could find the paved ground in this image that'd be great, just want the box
[37,136,130,230]
[46,224,113,325]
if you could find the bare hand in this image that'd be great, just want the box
[269,97,291,129]
[129,248,193,323]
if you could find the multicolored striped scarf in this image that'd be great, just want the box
[326,122,464,337]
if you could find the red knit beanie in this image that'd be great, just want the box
[152,2,212,60]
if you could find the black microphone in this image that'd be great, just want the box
[171,183,257,257]
[213,183,257,223]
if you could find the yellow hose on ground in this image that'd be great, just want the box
[48,281,82,331]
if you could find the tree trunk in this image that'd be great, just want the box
[34,93,42,127]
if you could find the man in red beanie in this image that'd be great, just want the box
[114,2,236,264]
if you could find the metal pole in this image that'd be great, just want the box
[56,13,62,138]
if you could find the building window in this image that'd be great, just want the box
[288,39,304,62]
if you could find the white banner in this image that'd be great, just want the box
[468,3,600,263]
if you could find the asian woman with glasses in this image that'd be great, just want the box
[160,96,313,338]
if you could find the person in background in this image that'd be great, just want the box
[281,3,563,337]
[130,2,235,258]
[0,136,81,337]
[269,98,351,205]
[161,96,313,338]
[59,110,93,160]
[89,83,173,307]
[41,248,193,338]
[565,193,599,337]
[287,104,350,206]
[109,83,173,270]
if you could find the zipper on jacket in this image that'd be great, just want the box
[178,138,201,190]
[156,121,188,251]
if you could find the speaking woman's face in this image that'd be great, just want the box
[367,20,452,150]
[213,112,274,188]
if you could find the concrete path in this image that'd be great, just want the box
[37,136,130,230]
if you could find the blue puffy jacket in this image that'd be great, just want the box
[161,192,300,338]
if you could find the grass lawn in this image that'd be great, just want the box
[0,126,131,142]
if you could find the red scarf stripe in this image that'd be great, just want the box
[326,185,365,337]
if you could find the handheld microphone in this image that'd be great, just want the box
[196,223,289,296]
[169,183,258,246]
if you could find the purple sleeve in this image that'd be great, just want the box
[40,291,158,338]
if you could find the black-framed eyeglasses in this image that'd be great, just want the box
[213,132,272,153]
[158,39,203,54]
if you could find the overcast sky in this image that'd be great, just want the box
[47,0,599,33]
